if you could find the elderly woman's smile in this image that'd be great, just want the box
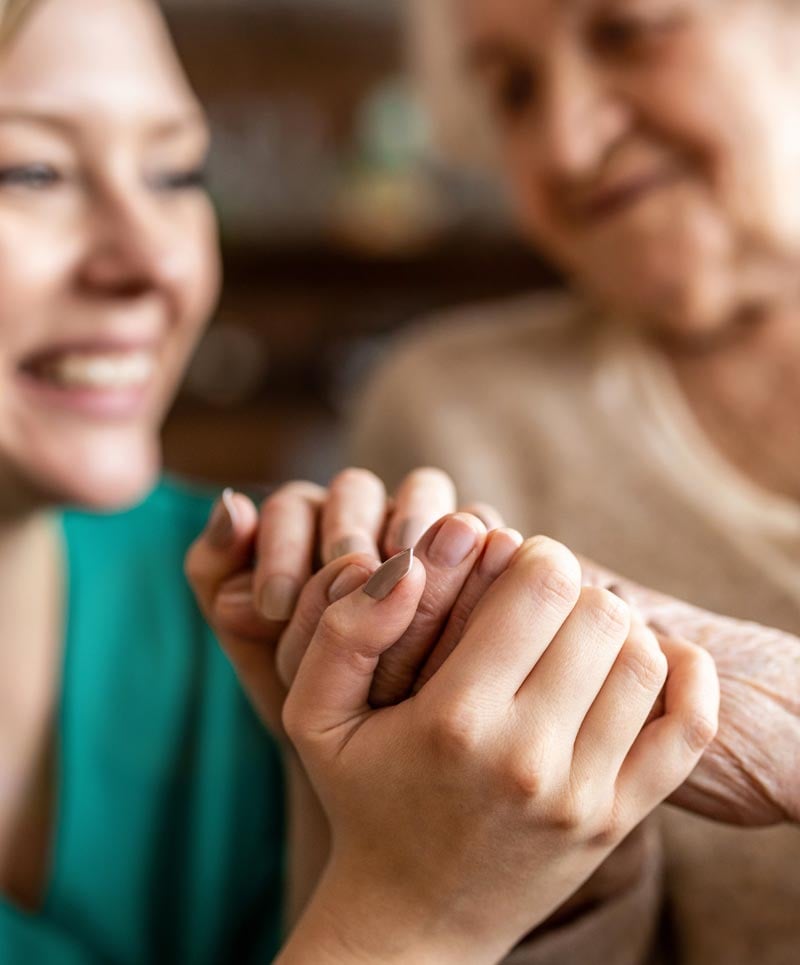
[458,0,800,335]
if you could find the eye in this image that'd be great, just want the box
[147,165,208,193]
[492,64,538,121]
[590,9,685,58]
[0,163,63,190]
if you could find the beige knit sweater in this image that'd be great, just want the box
[350,292,800,965]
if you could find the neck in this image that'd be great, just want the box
[0,479,61,647]
[660,302,800,501]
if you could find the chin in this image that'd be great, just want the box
[22,430,163,513]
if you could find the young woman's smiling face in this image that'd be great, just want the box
[0,0,220,512]
[457,0,800,336]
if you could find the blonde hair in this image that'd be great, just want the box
[405,0,494,167]
[0,0,39,49]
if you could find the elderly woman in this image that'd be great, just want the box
[350,1,800,963]
[0,1,720,962]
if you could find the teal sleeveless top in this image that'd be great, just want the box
[0,479,285,964]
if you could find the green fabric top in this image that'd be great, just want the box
[0,479,285,965]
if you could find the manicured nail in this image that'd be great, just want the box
[259,576,300,622]
[207,488,237,549]
[428,516,478,568]
[328,564,372,603]
[329,535,374,560]
[395,517,426,550]
[364,548,414,601]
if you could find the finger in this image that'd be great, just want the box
[616,636,719,817]
[253,481,326,623]
[284,550,427,745]
[516,587,632,739]
[320,468,387,564]
[413,528,523,692]
[185,489,260,616]
[427,536,582,708]
[383,467,457,557]
[572,615,667,780]
[369,513,488,707]
[276,552,379,688]
[458,502,506,532]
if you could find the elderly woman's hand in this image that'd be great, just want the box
[581,559,800,826]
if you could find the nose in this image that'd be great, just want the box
[79,182,184,301]
[536,53,631,182]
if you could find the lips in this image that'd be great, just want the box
[16,342,161,420]
[572,168,682,223]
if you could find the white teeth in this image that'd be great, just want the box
[42,351,156,390]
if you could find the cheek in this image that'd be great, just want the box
[165,206,221,366]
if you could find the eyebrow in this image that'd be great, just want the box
[465,39,531,73]
[0,107,210,140]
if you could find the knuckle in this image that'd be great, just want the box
[183,546,202,585]
[529,540,581,610]
[406,466,456,493]
[331,467,383,493]
[582,587,631,639]
[617,641,667,695]
[681,710,719,755]
[428,701,485,758]
[267,479,324,507]
[503,756,547,801]
[551,784,616,839]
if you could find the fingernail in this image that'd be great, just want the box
[428,517,478,568]
[328,564,372,603]
[259,576,300,622]
[363,548,414,601]
[207,488,237,550]
[479,529,523,577]
[329,535,373,560]
[395,517,426,550]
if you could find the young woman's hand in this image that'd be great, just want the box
[185,467,476,738]
[581,558,800,826]
[278,537,719,963]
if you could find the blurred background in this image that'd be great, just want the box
[160,0,558,489]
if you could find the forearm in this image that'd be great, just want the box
[284,750,331,928]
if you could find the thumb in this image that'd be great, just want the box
[284,549,425,746]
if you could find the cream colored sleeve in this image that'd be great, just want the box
[348,338,473,493]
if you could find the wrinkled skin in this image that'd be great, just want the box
[582,558,799,826]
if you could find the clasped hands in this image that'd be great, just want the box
[185,467,794,960]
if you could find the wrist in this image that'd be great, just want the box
[277,862,509,965]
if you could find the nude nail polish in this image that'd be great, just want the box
[207,488,237,549]
[328,564,372,603]
[363,548,414,601]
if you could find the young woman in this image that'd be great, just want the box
[0,1,718,963]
